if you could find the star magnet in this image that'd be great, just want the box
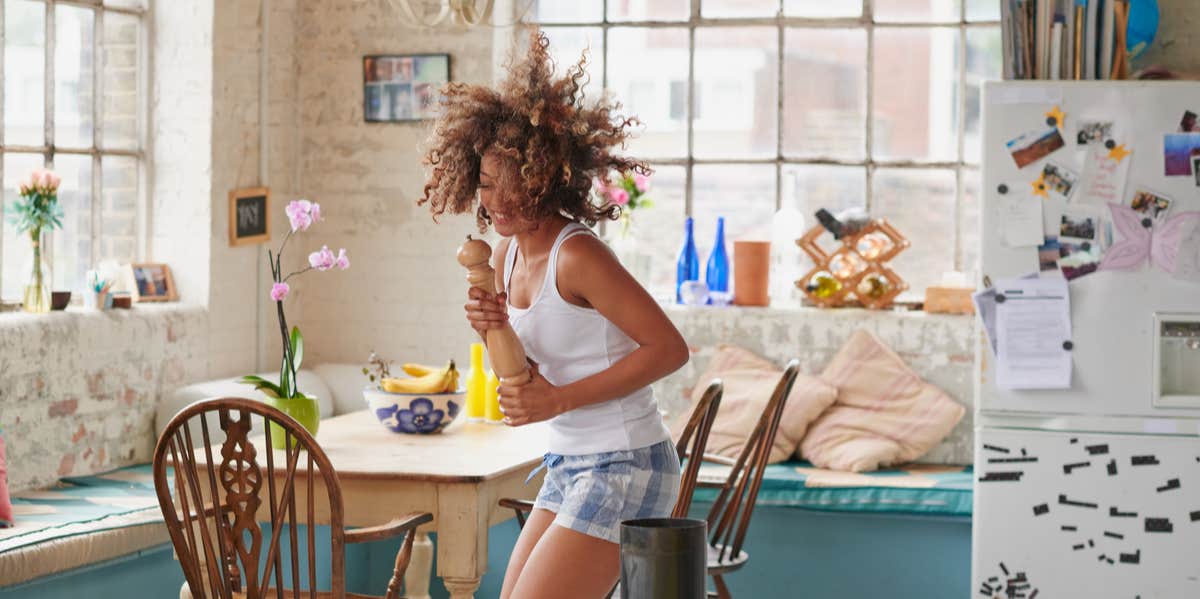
[1045,105,1066,130]
[1107,143,1131,162]
[1031,173,1049,198]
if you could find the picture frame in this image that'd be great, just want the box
[126,263,178,302]
[229,187,271,247]
[363,54,451,123]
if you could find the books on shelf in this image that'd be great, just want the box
[1002,0,1132,80]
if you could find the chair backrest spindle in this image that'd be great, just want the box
[672,380,724,518]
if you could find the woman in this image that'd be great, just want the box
[419,31,690,599]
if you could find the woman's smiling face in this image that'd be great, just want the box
[478,150,537,236]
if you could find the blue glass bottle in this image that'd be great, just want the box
[676,217,700,303]
[705,217,729,304]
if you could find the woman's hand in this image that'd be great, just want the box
[464,287,508,337]
[498,365,565,427]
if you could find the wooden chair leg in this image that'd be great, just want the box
[384,531,417,599]
[713,575,732,599]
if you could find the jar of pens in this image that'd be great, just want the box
[84,270,115,311]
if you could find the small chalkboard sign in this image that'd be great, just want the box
[228,187,270,246]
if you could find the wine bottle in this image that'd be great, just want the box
[705,217,729,304]
[676,217,700,303]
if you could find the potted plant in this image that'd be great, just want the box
[7,169,62,313]
[238,199,348,448]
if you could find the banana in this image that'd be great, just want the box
[382,361,458,394]
[401,363,438,377]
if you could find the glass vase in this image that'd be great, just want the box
[23,235,50,314]
[611,214,653,287]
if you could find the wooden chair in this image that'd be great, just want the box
[152,398,432,599]
[498,380,725,526]
[699,360,800,599]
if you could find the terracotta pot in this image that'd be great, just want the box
[733,241,771,306]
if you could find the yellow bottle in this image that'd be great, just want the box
[467,343,486,420]
[484,368,502,422]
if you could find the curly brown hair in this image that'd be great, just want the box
[419,29,648,231]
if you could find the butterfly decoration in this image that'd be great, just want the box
[1099,203,1200,273]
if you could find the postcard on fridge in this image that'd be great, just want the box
[995,276,1073,390]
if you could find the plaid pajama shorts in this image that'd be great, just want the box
[529,440,682,544]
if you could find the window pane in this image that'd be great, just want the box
[694,27,778,160]
[607,28,689,159]
[783,28,866,160]
[871,168,956,297]
[103,11,140,150]
[692,164,777,264]
[964,26,1002,164]
[609,0,688,21]
[874,0,959,23]
[960,168,980,279]
[783,164,866,224]
[2,153,45,300]
[51,154,93,293]
[541,27,604,99]
[104,0,147,9]
[623,165,685,301]
[56,4,96,149]
[5,0,46,147]
[966,0,1000,21]
[872,27,960,162]
[702,0,778,18]
[528,0,602,23]
[101,156,138,263]
[785,0,862,18]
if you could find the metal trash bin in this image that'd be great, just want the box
[619,518,707,599]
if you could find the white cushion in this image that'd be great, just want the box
[312,363,370,416]
[154,370,332,446]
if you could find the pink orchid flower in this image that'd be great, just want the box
[633,173,649,193]
[335,248,350,270]
[608,187,630,206]
[286,199,320,232]
[309,246,336,271]
[270,282,290,301]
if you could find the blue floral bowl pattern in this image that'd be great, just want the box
[363,386,463,434]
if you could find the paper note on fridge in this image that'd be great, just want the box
[1001,194,1044,247]
[1078,141,1132,206]
[995,276,1073,390]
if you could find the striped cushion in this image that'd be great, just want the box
[800,330,965,472]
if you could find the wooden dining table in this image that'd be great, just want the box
[191,409,549,599]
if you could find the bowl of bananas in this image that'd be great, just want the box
[364,360,462,434]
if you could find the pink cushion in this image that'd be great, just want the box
[799,330,965,472]
[0,434,11,527]
[672,345,837,464]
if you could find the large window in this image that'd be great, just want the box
[526,0,1001,300]
[1,0,145,302]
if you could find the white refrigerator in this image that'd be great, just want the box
[974,81,1200,598]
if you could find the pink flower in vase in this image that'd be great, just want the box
[309,246,336,271]
[633,173,649,193]
[286,199,320,232]
[608,187,630,206]
[270,282,290,301]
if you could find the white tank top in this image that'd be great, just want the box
[504,222,671,455]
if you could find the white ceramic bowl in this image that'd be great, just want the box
[362,386,464,434]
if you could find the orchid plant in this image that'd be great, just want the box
[593,171,652,237]
[7,168,63,312]
[239,199,348,401]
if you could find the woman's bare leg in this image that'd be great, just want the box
[507,523,620,599]
[500,509,556,599]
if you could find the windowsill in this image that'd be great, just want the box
[0,302,205,328]
[661,300,973,321]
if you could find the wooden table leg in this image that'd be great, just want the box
[403,530,434,599]
[436,483,489,599]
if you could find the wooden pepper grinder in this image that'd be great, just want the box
[457,235,531,386]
